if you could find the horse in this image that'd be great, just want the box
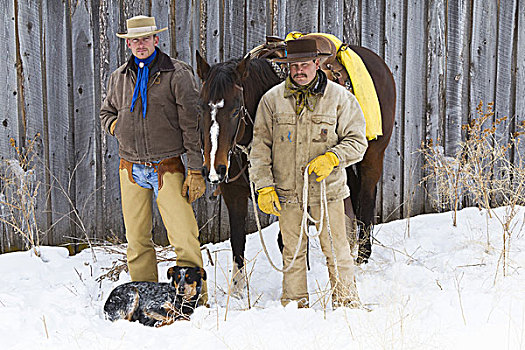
[196,53,282,289]
[195,41,395,286]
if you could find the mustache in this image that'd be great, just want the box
[293,73,307,78]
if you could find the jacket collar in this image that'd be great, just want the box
[285,69,328,95]
[122,47,175,74]
[312,69,328,95]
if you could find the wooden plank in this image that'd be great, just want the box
[361,0,384,54]
[0,2,19,161]
[382,0,405,222]
[192,0,202,67]
[121,0,147,62]
[246,0,267,52]
[99,0,125,244]
[469,0,498,209]
[189,1,223,243]
[269,0,286,38]
[71,0,98,244]
[424,0,446,212]
[151,0,172,54]
[494,0,517,169]
[285,0,318,35]
[0,0,23,253]
[361,0,385,223]
[469,0,497,124]
[224,0,245,59]
[516,1,525,159]
[319,0,344,38]
[205,0,221,64]
[89,0,103,249]
[16,0,51,243]
[343,0,361,45]
[403,0,426,218]
[174,0,193,63]
[444,0,471,219]
[42,0,75,246]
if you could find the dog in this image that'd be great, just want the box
[103,266,206,327]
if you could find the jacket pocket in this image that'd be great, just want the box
[115,107,134,146]
[273,113,296,191]
[309,114,338,162]
[311,115,337,143]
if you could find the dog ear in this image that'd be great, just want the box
[167,266,176,280]
[200,267,207,281]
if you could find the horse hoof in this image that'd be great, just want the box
[357,241,371,265]
[230,263,247,296]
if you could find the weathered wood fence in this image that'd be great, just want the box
[1,0,524,253]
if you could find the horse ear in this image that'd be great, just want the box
[236,53,251,82]
[196,50,210,81]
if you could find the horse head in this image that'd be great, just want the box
[196,51,251,184]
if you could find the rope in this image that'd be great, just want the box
[250,166,340,280]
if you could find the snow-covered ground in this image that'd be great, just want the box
[0,206,524,349]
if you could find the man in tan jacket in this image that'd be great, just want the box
[249,39,367,308]
[100,16,206,300]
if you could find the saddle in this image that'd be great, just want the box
[250,32,383,140]
[250,34,352,91]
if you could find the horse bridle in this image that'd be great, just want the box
[224,84,253,183]
[199,82,253,184]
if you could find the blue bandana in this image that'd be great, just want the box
[130,49,157,118]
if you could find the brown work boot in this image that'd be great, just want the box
[281,297,309,309]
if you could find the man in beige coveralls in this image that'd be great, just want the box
[249,39,367,308]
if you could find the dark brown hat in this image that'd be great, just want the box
[273,38,331,63]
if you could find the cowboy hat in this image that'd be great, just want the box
[116,15,167,39]
[273,39,331,63]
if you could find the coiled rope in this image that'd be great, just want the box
[250,165,340,280]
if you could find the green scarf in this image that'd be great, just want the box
[284,72,322,115]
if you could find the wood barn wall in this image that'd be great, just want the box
[1,0,524,253]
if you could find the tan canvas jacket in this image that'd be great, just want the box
[100,49,202,169]
[249,78,367,204]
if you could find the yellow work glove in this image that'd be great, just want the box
[110,119,117,135]
[257,186,281,216]
[182,169,206,203]
[307,151,340,182]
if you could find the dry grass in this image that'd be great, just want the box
[0,134,41,255]
[420,101,525,276]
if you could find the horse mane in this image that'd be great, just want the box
[242,59,283,116]
[200,57,282,116]
[201,59,240,103]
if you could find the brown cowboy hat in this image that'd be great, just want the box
[273,38,331,63]
[116,15,167,39]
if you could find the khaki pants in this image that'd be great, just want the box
[119,169,203,282]
[279,199,358,307]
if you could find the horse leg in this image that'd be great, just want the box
[355,149,385,264]
[346,165,360,217]
[345,166,360,251]
[220,183,248,294]
[277,231,284,253]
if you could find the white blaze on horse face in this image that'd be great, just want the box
[208,99,224,182]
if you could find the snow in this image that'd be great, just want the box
[0,206,524,349]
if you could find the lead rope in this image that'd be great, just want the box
[250,166,340,281]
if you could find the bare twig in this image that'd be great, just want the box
[454,272,467,326]
[42,315,49,339]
